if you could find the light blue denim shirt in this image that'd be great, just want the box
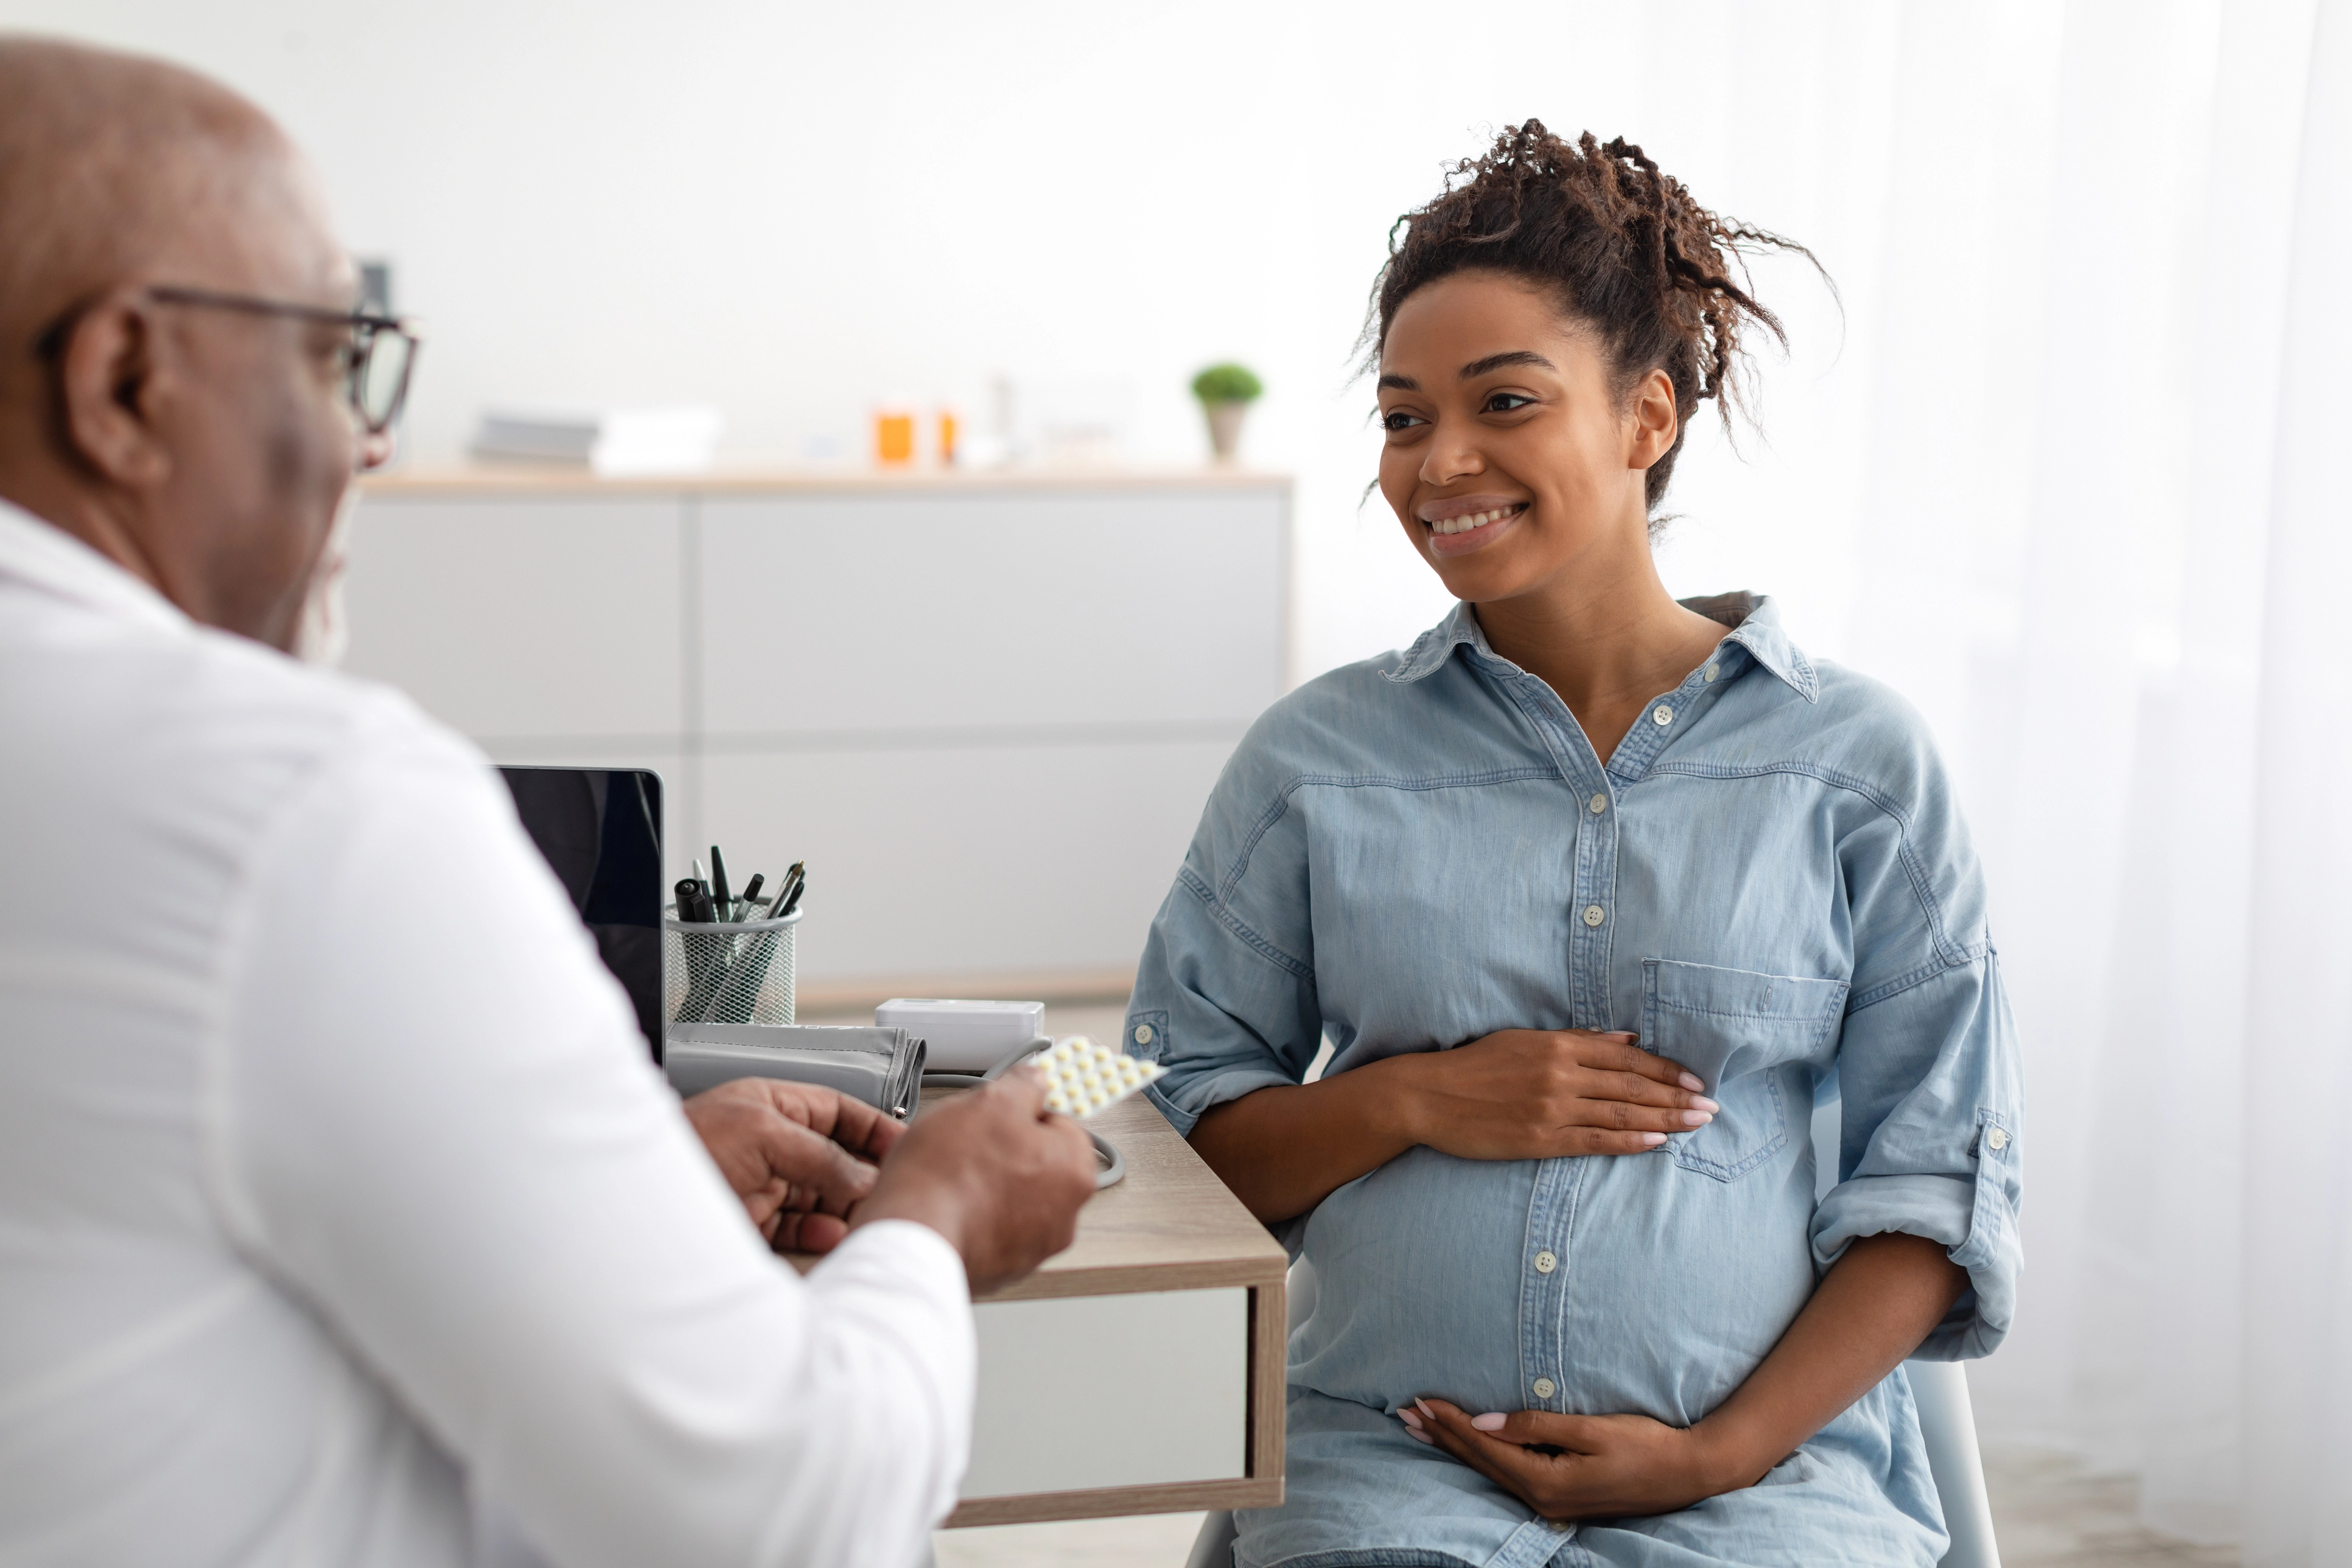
[1126,597,2023,1568]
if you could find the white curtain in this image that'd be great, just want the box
[2227,3,2352,1558]
[1639,1,2351,1557]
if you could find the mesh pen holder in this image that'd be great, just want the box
[663,905,802,1027]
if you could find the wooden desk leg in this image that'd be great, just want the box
[1246,1279,1286,1502]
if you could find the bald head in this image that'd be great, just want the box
[0,38,337,387]
[0,37,376,653]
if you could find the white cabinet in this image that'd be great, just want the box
[341,472,1289,999]
[698,490,1285,736]
[341,496,684,744]
[701,737,1239,981]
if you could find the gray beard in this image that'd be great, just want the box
[289,484,357,668]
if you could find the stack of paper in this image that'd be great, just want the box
[472,411,598,464]
[471,407,724,475]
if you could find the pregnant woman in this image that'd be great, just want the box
[1127,124,2023,1567]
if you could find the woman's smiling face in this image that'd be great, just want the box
[1376,269,1677,606]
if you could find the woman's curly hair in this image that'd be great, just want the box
[1367,122,1822,511]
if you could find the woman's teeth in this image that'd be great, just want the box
[1429,504,1522,536]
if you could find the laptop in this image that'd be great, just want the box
[498,766,665,1062]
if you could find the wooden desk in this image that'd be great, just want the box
[802,1090,1286,1526]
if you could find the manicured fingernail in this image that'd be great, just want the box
[1397,1407,1423,1430]
[1679,1073,1704,1091]
[1680,1110,1714,1127]
[1472,1412,1509,1432]
[1406,1426,1434,1444]
[1415,1398,1437,1420]
[1689,1096,1719,1113]
[1641,1132,1668,1147]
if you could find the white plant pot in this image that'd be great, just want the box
[1203,400,1250,463]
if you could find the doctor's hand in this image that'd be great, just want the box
[1395,1029,1717,1161]
[850,1068,1097,1295]
[682,1078,904,1253]
[1400,1397,1730,1521]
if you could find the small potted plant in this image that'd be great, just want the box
[1191,363,1262,463]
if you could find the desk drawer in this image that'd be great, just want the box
[962,1287,1247,1500]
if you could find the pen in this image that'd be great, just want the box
[768,866,802,920]
[737,873,765,922]
[673,878,719,1005]
[708,846,732,920]
[778,869,807,917]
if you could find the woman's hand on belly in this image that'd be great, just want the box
[1401,1399,1727,1522]
[1404,1029,1715,1162]
[1397,1233,1971,1521]
[1190,1029,1716,1222]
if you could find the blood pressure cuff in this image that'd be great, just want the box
[664,1023,925,1119]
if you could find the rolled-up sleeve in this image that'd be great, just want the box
[1127,758,1323,1136]
[1812,951,2023,1359]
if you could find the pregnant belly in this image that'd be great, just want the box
[1289,1144,1819,1426]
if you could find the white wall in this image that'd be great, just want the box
[0,0,1947,684]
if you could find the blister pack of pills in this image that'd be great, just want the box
[1035,1035,1165,1119]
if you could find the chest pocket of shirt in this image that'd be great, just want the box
[1642,959,1849,1182]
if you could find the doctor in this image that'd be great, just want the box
[0,36,1097,1568]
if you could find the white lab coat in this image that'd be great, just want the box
[0,500,972,1568]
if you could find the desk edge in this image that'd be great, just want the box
[942,1476,1283,1528]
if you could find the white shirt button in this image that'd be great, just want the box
[1986,1126,2009,1152]
[1581,905,1605,928]
[1587,793,1608,814]
[1652,705,1675,726]
[1133,1024,1153,1046]
[1533,1249,1558,1274]
[1531,1377,1556,1399]
[1703,664,1719,682]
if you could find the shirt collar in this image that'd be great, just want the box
[1385,593,1819,702]
[1385,600,1503,682]
[0,496,189,634]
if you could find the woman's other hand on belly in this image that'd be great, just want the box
[1394,1233,1970,1522]
[1190,1028,1716,1223]
[1399,1398,1731,1522]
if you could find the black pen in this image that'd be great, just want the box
[737,873,765,921]
[708,846,732,920]
[771,862,804,917]
[778,869,808,917]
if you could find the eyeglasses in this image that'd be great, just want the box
[142,285,423,437]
